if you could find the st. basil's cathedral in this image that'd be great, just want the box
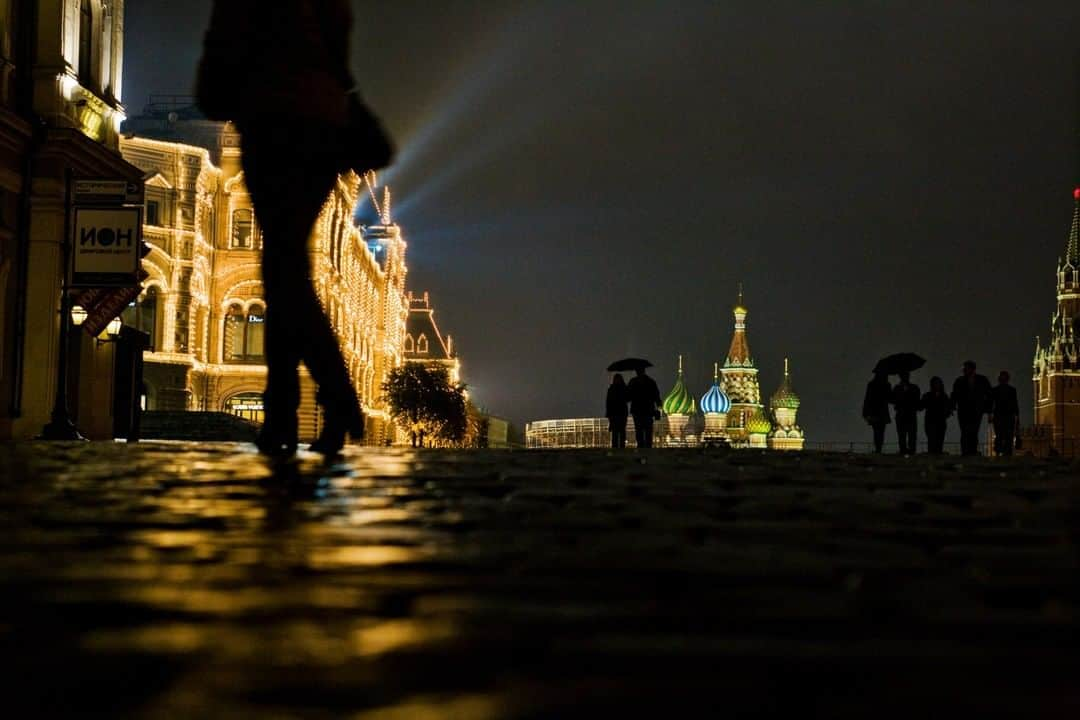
[658,291,805,450]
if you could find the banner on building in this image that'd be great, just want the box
[70,207,144,287]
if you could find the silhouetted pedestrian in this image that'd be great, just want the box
[890,370,920,454]
[951,360,992,456]
[606,374,629,449]
[627,367,661,448]
[862,371,892,453]
[197,1,392,457]
[989,370,1020,456]
[920,376,953,454]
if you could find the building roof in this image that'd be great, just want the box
[724,289,754,369]
[404,291,453,361]
[1066,187,1080,267]
[700,363,731,414]
[746,406,773,435]
[770,358,801,410]
[662,355,696,416]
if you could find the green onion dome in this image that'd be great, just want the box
[746,406,772,435]
[770,358,801,411]
[662,355,695,416]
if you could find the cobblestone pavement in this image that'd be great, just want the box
[1,442,1079,718]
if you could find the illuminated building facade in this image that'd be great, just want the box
[118,123,409,443]
[2,0,145,440]
[403,290,460,384]
[526,417,638,449]
[1030,188,1080,457]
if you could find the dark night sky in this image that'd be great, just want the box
[126,1,1080,442]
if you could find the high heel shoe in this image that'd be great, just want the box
[309,391,364,457]
[255,416,298,458]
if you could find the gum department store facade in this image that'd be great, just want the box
[117,112,424,444]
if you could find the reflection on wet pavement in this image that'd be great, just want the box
[1,442,1079,717]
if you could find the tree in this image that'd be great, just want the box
[382,364,468,447]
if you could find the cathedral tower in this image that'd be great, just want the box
[662,355,695,444]
[1032,188,1080,456]
[720,287,763,445]
[767,358,805,451]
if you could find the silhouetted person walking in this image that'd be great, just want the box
[890,370,920,454]
[627,367,661,448]
[606,374,629,449]
[989,370,1020,456]
[863,371,892,453]
[197,1,391,457]
[920,376,953,454]
[951,360,992,456]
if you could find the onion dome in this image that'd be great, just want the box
[770,358,801,410]
[662,355,695,415]
[746,406,772,435]
[700,363,731,414]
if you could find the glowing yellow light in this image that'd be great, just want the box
[70,305,88,326]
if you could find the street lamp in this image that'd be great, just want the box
[96,316,123,346]
[70,305,87,326]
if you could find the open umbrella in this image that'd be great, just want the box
[607,357,653,372]
[873,352,926,375]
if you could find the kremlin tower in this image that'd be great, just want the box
[1031,188,1080,456]
[700,363,731,442]
[662,355,696,445]
[720,288,764,444]
[767,358,805,450]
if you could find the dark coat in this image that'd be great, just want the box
[920,390,953,428]
[197,0,353,124]
[863,377,892,426]
[890,381,921,421]
[989,384,1019,418]
[606,383,629,420]
[627,375,661,418]
[951,373,993,419]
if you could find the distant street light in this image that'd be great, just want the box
[70,305,88,326]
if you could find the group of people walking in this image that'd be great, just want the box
[605,369,662,448]
[863,360,1020,456]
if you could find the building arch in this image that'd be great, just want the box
[222,301,265,363]
[417,334,429,354]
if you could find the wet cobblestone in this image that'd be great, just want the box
[1,442,1079,717]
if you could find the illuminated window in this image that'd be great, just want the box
[231,209,253,248]
[224,303,264,363]
[417,334,429,354]
[226,392,264,425]
[403,334,414,353]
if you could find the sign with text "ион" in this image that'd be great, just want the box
[70,207,144,288]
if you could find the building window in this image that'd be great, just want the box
[417,334,429,354]
[223,303,264,363]
[225,392,264,425]
[231,209,253,248]
[404,334,414,353]
[146,200,160,226]
[121,286,158,350]
[79,0,94,87]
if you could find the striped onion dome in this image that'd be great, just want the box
[662,355,695,416]
[746,406,772,435]
[770,358,801,410]
[700,363,731,415]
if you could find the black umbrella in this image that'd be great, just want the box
[607,357,653,372]
[873,352,926,375]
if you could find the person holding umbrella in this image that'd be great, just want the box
[863,370,892,453]
[891,371,921,455]
[607,358,659,448]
